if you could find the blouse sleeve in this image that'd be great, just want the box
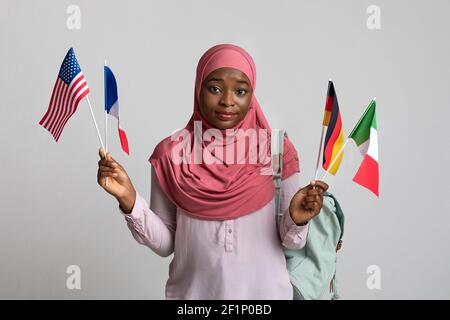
[119,167,177,257]
[278,173,309,250]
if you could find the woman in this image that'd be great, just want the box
[97,44,328,299]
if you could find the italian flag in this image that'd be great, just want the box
[349,99,379,197]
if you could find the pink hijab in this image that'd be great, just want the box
[149,44,300,220]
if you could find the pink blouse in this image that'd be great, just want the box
[120,167,308,299]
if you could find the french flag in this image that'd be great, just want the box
[104,65,129,155]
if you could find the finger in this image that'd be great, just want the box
[309,181,322,193]
[99,165,117,173]
[99,148,106,159]
[311,180,329,192]
[108,160,119,169]
[302,201,312,210]
[304,199,320,207]
[304,197,321,207]
[304,201,321,213]
[297,185,310,194]
[98,159,117,169]
[112,160,122,170]
[306,189,322,197]
[100,171,118,178]
[305,195,322,202]
[312,202,321,213]
[105,155,121,169]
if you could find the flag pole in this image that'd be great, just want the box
[86,95,106,154]
[104,60,109,186]
[105,60,108,157]
[314,126,325,181]
[321,138,350,180]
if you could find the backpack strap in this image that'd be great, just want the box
[271,129,285,226]
[324,191,345,250]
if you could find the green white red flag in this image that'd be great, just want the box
[349,99,379,197]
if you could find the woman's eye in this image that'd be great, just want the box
[209,86,221,93]
[236,88,247,96]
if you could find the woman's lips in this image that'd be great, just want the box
[216,111,238,121]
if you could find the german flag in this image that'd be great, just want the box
[322,80,344,175]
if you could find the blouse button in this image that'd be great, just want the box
[228,229,232,234]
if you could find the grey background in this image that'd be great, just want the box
[1,0,449,299]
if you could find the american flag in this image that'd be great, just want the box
[39,48,90,141]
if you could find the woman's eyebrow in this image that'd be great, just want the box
[235,79,250,85]
[207,77,249,85]
[207,77,224,82]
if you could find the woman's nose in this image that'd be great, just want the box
[221,91,235,107]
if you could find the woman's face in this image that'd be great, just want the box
[199,67,253,129]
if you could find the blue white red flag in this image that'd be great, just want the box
[104,65,129,154]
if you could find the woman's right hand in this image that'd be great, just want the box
[97,148,136,213]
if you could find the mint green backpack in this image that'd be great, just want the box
[271,129,345,300]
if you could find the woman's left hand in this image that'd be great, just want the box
[289,180,329,225]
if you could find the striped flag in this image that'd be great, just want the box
[104,65,129,155]
[322,80,345,175]
[350,99,379,197]
[39,48,89,141]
